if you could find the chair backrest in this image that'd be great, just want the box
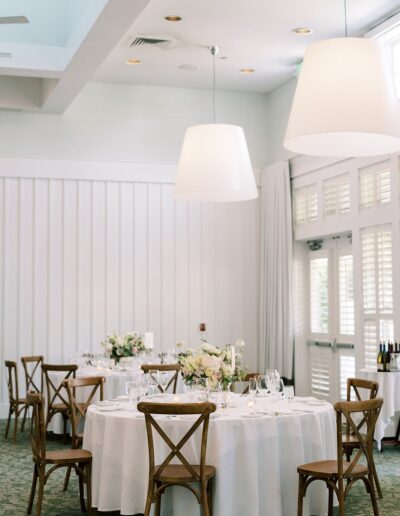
[346,377,379,435]
[141,364,180,394]
[335,398,383,479]
[138,401,216,481]
[27,392,46,462]
[42,363,78,409]
[5,360,19,404]
[21,355,43,394]
[64,376,105,447]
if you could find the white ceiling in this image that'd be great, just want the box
[0,0,399,112]
[94,0,400,93]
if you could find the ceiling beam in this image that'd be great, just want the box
[40,0,150,113]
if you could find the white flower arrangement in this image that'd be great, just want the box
[101,332,145,363]
[178,340,245,389]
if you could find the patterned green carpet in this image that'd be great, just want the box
[0,418,398,515]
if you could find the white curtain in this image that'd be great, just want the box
[259,160,293,379]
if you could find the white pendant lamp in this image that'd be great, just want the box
[175,47,258,202]
[284,1,400,158]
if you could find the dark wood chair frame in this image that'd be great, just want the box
[297,398,383,516]
[27,392,92,516]
[137,401,216,516]
[141,364,181,394]
[62,376,105,491]
[42,363,78,440]
[21,355,44,394]
[343,378,382,499]
[4,360,29,442]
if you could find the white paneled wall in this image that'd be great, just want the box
[0,173,259,407]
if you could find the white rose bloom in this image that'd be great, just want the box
[234,339,245,348]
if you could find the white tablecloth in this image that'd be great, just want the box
[83,395,336,516]
[359,368,400,448]
[47,367,134,433]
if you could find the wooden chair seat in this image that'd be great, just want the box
[298,460,368,478]
[154,464,216,482]
[342,433,365,446]
[45,448,92,464]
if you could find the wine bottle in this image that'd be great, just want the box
[377,343,383,372]
[383,343,388,372]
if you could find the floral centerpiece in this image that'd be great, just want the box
[178,339,246,389]
[101,332,145,363]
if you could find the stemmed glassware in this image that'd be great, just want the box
[148,370,159,398]
[159,372,170,396]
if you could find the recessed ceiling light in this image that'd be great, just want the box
[165,15,182,22]
[291,27,313,35]
[179,64,199,71]
[126,59,142,65]
[240,68,255,74]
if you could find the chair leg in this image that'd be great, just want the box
[367,476,380,516]
[201,479,210,516]
[13,406,19,443]
[35,466,45,516]
[207,478,213,516]
[297,474,306,516]
[143,479,154,516]
[327,484,333,516]
[78,465,86,513]
[155,482,161,516]
[337,479,345,516]
[371,459,383,499]
[62,413,68,444]
[27,465,38,514]
[63,466,72,491]
[4,406,12,438]
[21,405,29,432]
[85,462,93,516]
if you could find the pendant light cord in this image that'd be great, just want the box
[210,46,219,124]
[344,0,348,37]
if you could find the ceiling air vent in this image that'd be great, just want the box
[0,16,29,24]
[127,34,177,50]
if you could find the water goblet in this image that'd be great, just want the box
[148,369,159,398]
[159,371,170,396]
[284,385,295,404]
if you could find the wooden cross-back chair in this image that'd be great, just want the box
[27,392,93,516]
[297,397,383,516]
[42,363,78,440]
[4,360,29,442]
[21,355,44,394]
[343,378,382,499]
[141,364,180,394]
[137,401,216,516]
[62,376,105,491]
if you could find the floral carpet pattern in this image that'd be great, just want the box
[0,418,399,515]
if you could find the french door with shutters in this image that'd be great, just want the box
[307,236,356,402]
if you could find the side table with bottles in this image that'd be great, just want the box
[359,367,400,450]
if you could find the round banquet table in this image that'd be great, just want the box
[83,394,336,516]
[47,367,135,434]
[359,368,400,449]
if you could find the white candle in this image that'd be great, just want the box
[145,332,154,349]
[231,345,235,370]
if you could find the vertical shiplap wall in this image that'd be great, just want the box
[0,175,259,406]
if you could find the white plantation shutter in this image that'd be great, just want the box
[362,226,393,368]
[310,347,331,398]
[377,231,393,314]
[339,255,354,335]
[364,320,377,369]
[323,174,350,217]
[293,185,318,225]
[310,257,329,334]
[359,160,391,209]
[339,353,356,400]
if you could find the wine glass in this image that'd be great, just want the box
[126,380,138,406]
[248,377,257,398]
[284,385,295,404]
[159,372,170,396]
[147,370,159,397]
